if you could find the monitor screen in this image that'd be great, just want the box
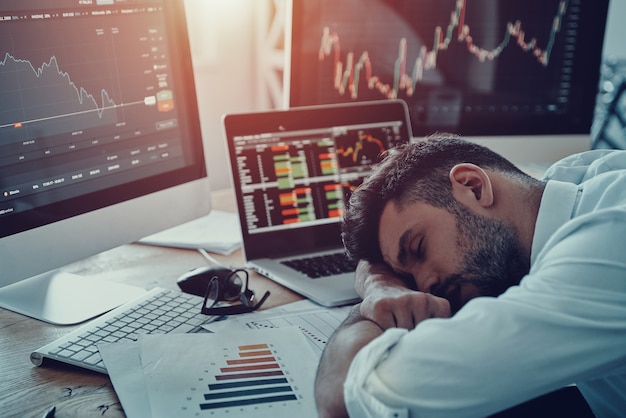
[224,101,412,260]
[284,0,608,164]
[0,0,210,323]
[233,115,407,233]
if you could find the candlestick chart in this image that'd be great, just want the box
[318,0,571,100]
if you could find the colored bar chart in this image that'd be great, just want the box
[136,328,317,418]
[324,184,345,218]
[279,187,316,224]
[273,149,310,190]
[199,343,298,410]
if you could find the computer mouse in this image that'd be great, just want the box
[177,265,232,297]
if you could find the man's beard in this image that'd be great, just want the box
[433,203,530,314]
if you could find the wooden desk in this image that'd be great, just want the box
[0,190,302,418]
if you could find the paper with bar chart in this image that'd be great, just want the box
[102,327,319,418]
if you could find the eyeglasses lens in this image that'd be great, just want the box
[222,271,244,301]
[201,268,270,316]
[204,277,220,309]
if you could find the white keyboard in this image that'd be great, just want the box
[31,287,217,374]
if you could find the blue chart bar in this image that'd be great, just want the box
[208,377,289,390]
[200,395,298,410]
[204,385,294,400]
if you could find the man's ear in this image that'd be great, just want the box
[449,163,494,207]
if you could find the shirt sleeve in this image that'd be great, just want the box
[344,328,410,418]
[542,149,626,183]
[343,210,626,417]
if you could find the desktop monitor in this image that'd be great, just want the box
[284,0,609,168]
[0,0,211,324]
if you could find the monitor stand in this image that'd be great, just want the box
[0,270,146,325]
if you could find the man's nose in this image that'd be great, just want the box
[410,267,437,294]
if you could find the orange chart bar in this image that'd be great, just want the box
[275,166,291,175]
[279,193,296,206]
[226,356,277,365]
[239,343,269,350]
[215,370,284,381]
[282,208,300,216]
[328,209,343,218]
[220,363,280,373]
[239,349,272,357]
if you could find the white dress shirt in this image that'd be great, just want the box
[344,149,626,417]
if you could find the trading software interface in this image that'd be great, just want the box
[0,0,195,231]
[289,0,605,136]
[232,120,406,235]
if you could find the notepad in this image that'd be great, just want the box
[138,210,241,255]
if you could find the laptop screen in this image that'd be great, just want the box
[223,100,412,260]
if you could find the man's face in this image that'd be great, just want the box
[378,199,529,313]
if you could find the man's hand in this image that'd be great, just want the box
[355,260,451,329]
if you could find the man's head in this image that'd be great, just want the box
[342,134,544,312]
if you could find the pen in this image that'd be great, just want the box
[42,405,56,418]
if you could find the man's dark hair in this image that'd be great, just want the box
[341,133,541,263]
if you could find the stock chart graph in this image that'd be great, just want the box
[0,9,171,148]
[317,0,571,100]
[288,0,599,136]
[335,130,386,167]
[0,4,194,223]
[0,53,119,140]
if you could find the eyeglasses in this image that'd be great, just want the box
[200,268,270,315]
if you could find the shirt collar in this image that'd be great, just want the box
[530,180,580,265]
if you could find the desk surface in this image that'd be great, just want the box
[0,190,303,418]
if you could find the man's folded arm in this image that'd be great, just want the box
[355,260,452,329]
[315,304,384,418]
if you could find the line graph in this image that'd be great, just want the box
[0,52,118,132]
[2,53,117,118]
[0,101,145,131]
[318,0,569,99]
[335,130,385,166]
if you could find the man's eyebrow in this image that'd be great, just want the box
[397,230,411,266]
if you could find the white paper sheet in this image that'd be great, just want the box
[137,210,241,255]
[101,327,320,418]
[204,301,352,358]
[98,341,151,418]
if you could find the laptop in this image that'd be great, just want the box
[222,100,413,306]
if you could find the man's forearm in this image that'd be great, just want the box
[315,305,384,417]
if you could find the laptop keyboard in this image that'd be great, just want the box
[281,253,358,278]
[31,288,217,374]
